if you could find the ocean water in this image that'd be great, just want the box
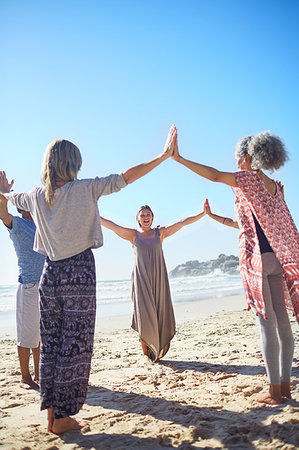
[0,270,243,328]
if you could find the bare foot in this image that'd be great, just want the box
[20,376,40,390]
[253,391,285,405]
[281,382,292,399]
[47,408,54,432]
[52,417,85,435]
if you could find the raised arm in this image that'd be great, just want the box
[122,125,176,184]
[101,217,136,244]
[0,193,13,228]
[204,199,239,229]
[159,206,206,241]
[172,133,238,187]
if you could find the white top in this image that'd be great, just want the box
[7,174,127,261]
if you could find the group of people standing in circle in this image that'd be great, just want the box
[0,124,298,434]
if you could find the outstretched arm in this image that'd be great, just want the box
[172,133,238,187]
[122,125,176,184]
[0,193,13,228]
[101,217,136,244]
[204,199,239,229]
[159,206,206,241]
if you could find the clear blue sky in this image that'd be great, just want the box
[1,0,298,285]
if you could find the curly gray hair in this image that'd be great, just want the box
[235,136,253,159]
[235,131,288,172]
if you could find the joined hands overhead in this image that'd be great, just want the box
[162,125,177,158]
[170,126,180,161]
[203,198,211,215]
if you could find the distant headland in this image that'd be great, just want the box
[169,254,239,277]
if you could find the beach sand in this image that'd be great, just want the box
[0,294,298,449]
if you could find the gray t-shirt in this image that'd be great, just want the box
[8,216,46,284]
[7,174,127,261]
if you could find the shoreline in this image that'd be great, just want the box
[96,293,246,332]
[0,293,246,339]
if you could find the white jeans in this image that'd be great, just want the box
[16,282,40,348]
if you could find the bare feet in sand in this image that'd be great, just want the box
[253,382,292,405]
[253,390,285,405]
[253,383,288,405]
[52,417,85,435]
[20,376,39,390]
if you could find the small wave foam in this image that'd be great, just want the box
[0,272,243,314]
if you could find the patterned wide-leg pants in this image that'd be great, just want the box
[39,249,96,419]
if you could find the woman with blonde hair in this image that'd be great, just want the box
[0,125,176,434]
[101,203,206,362]
[172,128,298,405]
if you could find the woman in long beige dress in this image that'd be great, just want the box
[101,205,206,362]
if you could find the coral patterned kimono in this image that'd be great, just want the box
[232,170,299,322]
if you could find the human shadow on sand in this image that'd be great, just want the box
[161,357,299,379]
[83,385,298,449]
[161,359,266,376]
[58,431,192,449]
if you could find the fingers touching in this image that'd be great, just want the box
[163,125,177,157]
[204,198,211,214]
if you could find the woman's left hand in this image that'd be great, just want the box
[276,180,285,198]
[0,171,14,193]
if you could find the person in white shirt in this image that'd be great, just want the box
[0,125,176,434]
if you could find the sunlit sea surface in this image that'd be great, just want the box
[0,270,243,328]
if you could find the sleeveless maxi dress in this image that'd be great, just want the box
[131,228,176,361]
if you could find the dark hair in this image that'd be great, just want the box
[136,205,154,227]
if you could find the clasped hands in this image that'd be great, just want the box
[162,125,180,160]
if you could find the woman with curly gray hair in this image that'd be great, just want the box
[172,128,299,406]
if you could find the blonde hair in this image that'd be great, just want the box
[41,139,82,205]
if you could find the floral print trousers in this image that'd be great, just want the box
[39,249,96,419]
